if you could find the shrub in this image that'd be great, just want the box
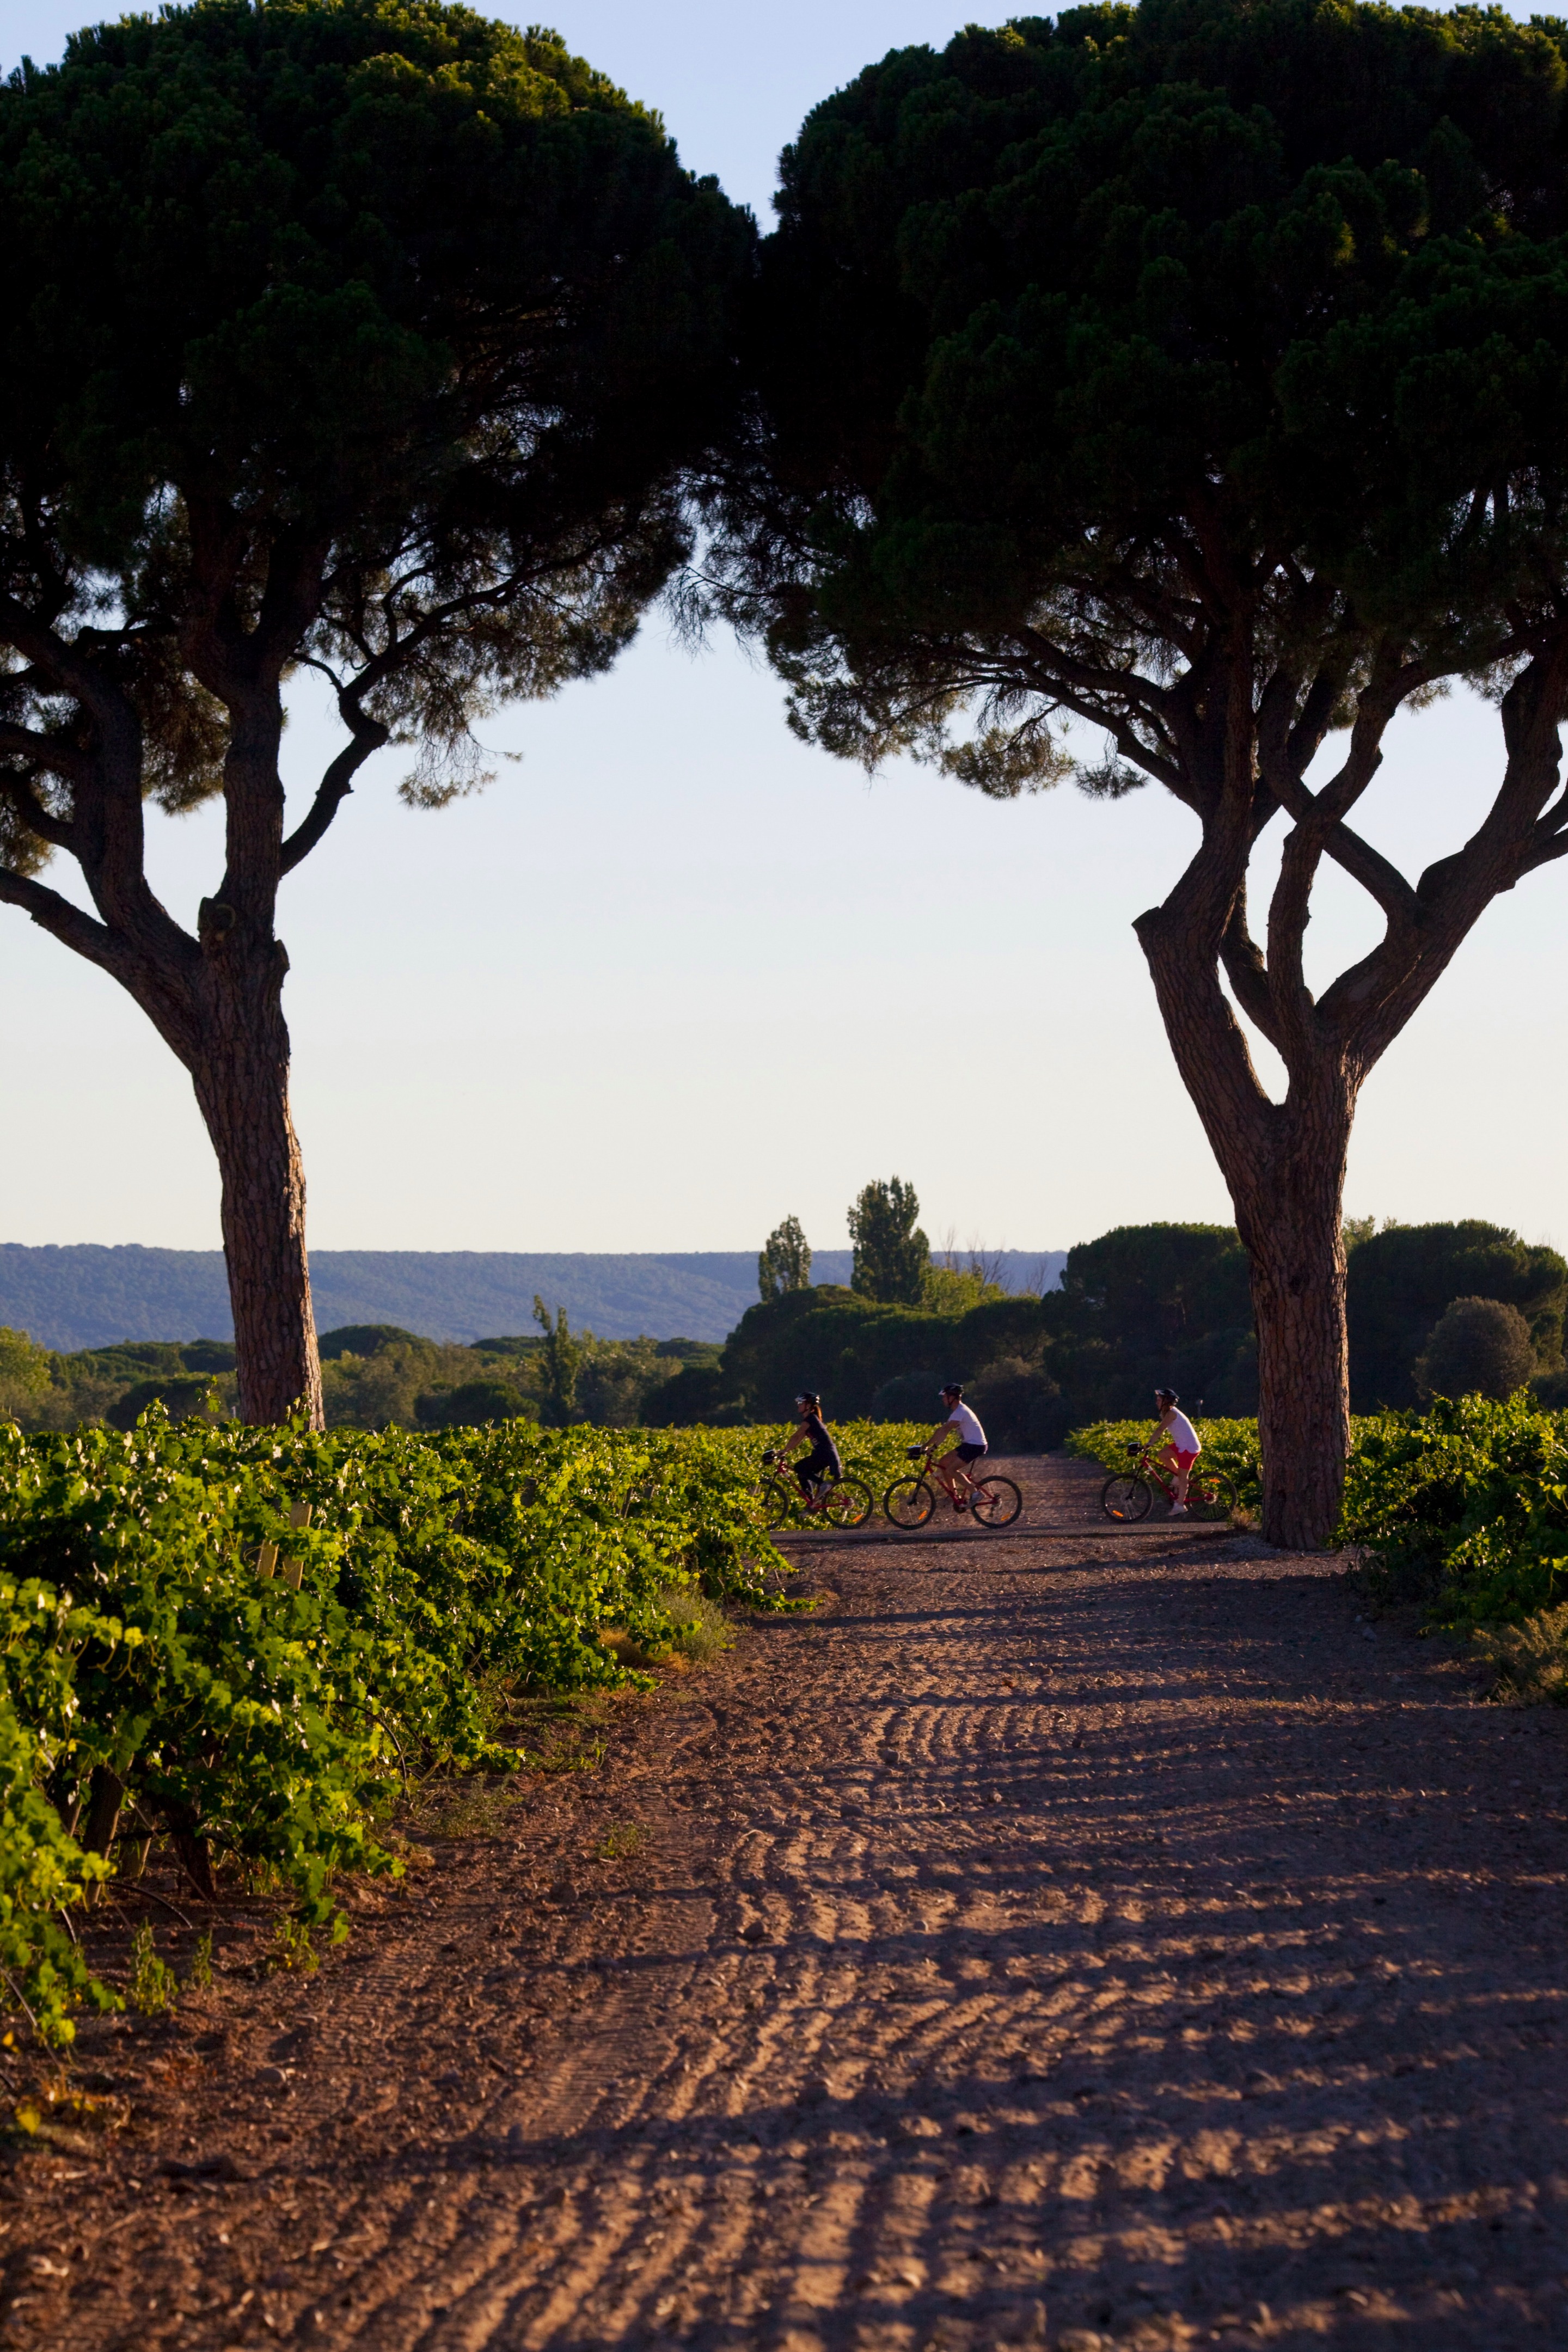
[1473,1606,1568,1706]
[1413,1296,1538,1402]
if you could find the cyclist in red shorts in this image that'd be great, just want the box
[1150,1387,1201,1516]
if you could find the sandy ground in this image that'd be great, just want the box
[4,1452,1568,2352]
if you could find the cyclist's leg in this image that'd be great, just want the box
[957,1444,987,1501]
[797,1449,833,1506]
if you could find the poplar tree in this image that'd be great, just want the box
[0,0,750,1422]
[758,1214,812,1301]
[724,0,1568,1544]
[848,1178,929,1307]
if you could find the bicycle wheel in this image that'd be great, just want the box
[884,1477,936,1529]
[823,1475,873,1530]
[1186,1466,1236,1523]
[762,1477,799,1530]
[1101,1473,1152,1523]
[970,1475,1022,1529]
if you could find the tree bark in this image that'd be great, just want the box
[1137,863,1359,1551]
[1227,1084,1355,1550]
[187,916,322,1429]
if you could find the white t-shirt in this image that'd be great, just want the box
[948,1402,987,1448]
[1162,1410,1200,1455]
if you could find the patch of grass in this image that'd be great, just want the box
[410,1777,527,1840]
[1473,1604,1568,1706]
[660,1586,734,1663]
[596,1822,645,1861]
[599,1587,734,1672]
[264,1916,338,1976]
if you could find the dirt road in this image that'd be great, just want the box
[9,1454,1568,2351]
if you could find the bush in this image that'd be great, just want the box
[1413,1296,1538,1402]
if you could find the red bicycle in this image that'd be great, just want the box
[1100,1440,1236,1523]
[883,1445,1022,1530]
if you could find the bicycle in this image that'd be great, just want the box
[1100,1440,1236,1523]
[883,1445,1023,1530]
[758,1449,873,1531]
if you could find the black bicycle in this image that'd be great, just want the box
[758,1449,873,1531]
[882,1445,1022,1530]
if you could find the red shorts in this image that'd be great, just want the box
[1171,1448,1199,1473]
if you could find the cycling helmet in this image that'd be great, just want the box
[1155,1387,1178,1405]
[796,1391,820,1412]
[941,1382,963,1400]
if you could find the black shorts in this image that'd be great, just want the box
[954,1442,987,1465]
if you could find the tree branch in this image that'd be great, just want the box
[0,860,124,976]
[280,713,391,875]
[1218,892,1285,1051]
[0,722,91,791]
[0,770,76,853]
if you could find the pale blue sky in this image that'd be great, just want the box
[2,4,1563,1260]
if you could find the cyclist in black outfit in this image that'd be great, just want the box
[780,1392,843,1506]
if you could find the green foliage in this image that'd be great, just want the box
[718,1283,1054,1425]
[532,1298,584,1428]
[318,1327,425,1363]
[1414,1297,1539,1404]
[128,1923,176,2018]
[0,1407,797,2043]
[0,1329,51,1419]
[4,1319,713,1438]
[1046,1226,1257,1420]
[759,1216,813,1303]
[1472,1606,1568,1708]
[920,1264,1006,1314]
[0,0,754,842]
[848,1179,929,1306]
[1342,1395,1568,1627]
[0,1683,108,2046]
[1347,1223,1565,1407]
[732,2,1568,774]
[1067,1417,1264,1510]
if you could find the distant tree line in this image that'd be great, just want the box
[0,1314,721,1437]
[651,1210,1567,1442]
[4,1205,1560,1444]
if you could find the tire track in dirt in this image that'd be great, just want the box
[13,1454,1568,2351]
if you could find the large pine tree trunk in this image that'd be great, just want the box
[1137,886,1357,1552]
[188,924,322,1428]
[1228,1084,1355,1550]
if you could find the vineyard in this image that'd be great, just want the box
[0,1411,924,2044]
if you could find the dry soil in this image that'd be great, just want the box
[4,1452,1567,2352]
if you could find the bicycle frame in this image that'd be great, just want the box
[922,1442,979,1499]
[1134,1445,1192,1504]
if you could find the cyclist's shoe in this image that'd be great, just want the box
[1169,1502,1188,1516]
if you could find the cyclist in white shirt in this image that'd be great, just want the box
[929,1382,988,1511]
[1150,1386,1202,1516]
